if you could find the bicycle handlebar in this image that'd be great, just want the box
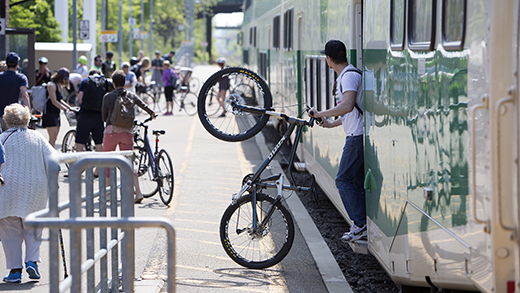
[232,102,319,127]
[136,114,158,126]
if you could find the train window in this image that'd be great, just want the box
[243,49,249,65]
[442,0,466,50]
[305,56,314,107]
[259,52,267,79]
[319,57,328,111]
[273,15,281,50]
[312,57,319,109]
[329,67,336,108]
[390,0,406,50]
[408,0,437,51]
[283,8,294,51]
[253,27,257,48]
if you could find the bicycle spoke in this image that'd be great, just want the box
[220,193,294,269]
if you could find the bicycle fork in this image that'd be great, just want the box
[248,176,285,235]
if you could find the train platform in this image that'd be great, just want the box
[0,65,352,292]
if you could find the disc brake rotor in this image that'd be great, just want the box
[224,93,245,115]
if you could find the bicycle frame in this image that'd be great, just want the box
[136,119,160,181]
[230,104,318,230]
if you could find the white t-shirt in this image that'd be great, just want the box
[337,65,363,136]
[125,70,137,93]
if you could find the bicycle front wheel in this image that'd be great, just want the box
[62,130,76,170]
[220,193,295,269]
[139,92,156,113]
[182,92,198,116]
[198,67,272,142]
[157,149,174,205]
[133,140,158,197]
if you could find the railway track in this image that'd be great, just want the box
[261,125,399,292]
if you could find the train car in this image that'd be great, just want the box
[240,0,519,292]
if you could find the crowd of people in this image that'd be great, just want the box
[0,51,165,283]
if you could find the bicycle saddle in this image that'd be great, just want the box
[153,130,166,136]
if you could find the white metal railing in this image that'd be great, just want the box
[24,152,176,293]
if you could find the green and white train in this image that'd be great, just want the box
[240,0,520,292]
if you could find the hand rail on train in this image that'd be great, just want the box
[24,151,176,293]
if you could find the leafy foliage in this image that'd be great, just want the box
[9,0,62,42]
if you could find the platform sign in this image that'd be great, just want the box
[79,20,89,40]
[100,30,118,43]
[133,29,148,40]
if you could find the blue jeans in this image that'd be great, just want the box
[335,135,366,227]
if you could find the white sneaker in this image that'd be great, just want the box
[341,224,367,242]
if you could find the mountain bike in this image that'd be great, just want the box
[197,67,320,269]
[132,116,174,205]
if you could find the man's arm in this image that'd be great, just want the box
[20,86,30,108]
[77,91,84,105]
[312,90,357,118]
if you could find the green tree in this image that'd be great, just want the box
[9,0,62,42]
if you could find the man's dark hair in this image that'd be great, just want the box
[89,69,101,76]
[112,70,126,88]
[329,54,348,64]
[170,51,175,55]
[94,55,102,62]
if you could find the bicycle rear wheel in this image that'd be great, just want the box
[157,149,174,205]
[182,92,197,116]
[198,67,272,142]
[220,193,295,269]
[133,140,158,197]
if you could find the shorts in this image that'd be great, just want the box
[42,110,61,128]
[103,131,133,152]
[103,131,134,178]
[76,111,104,145]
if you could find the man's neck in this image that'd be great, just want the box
[333,63,349,76]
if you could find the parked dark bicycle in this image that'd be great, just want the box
[197,67,320,269]
[132,116,174,205]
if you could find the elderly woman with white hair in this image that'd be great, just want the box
[0,103,57,283]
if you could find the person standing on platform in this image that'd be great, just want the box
[161,60,178,115]
[215,58,229,117]
[76,69,111,153]
[308,40,366,242]
[35,57,52,86]
[90,55,103,72]
[76,55,89,78]
[102,70,155,203]
[43,68,73,148]
[102,51,116,78]
[162,51,175,64]
[151,51,163,94]
[0,103,57,283]
[0,52,30,131]
[122,62,137,93]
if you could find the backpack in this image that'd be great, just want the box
[81,75,107,111]
[168,69,178,88]
[130,64,142,78]
[31,83,49,113]
[110,90,135,128]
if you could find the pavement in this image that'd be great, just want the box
[0,65,352,292]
